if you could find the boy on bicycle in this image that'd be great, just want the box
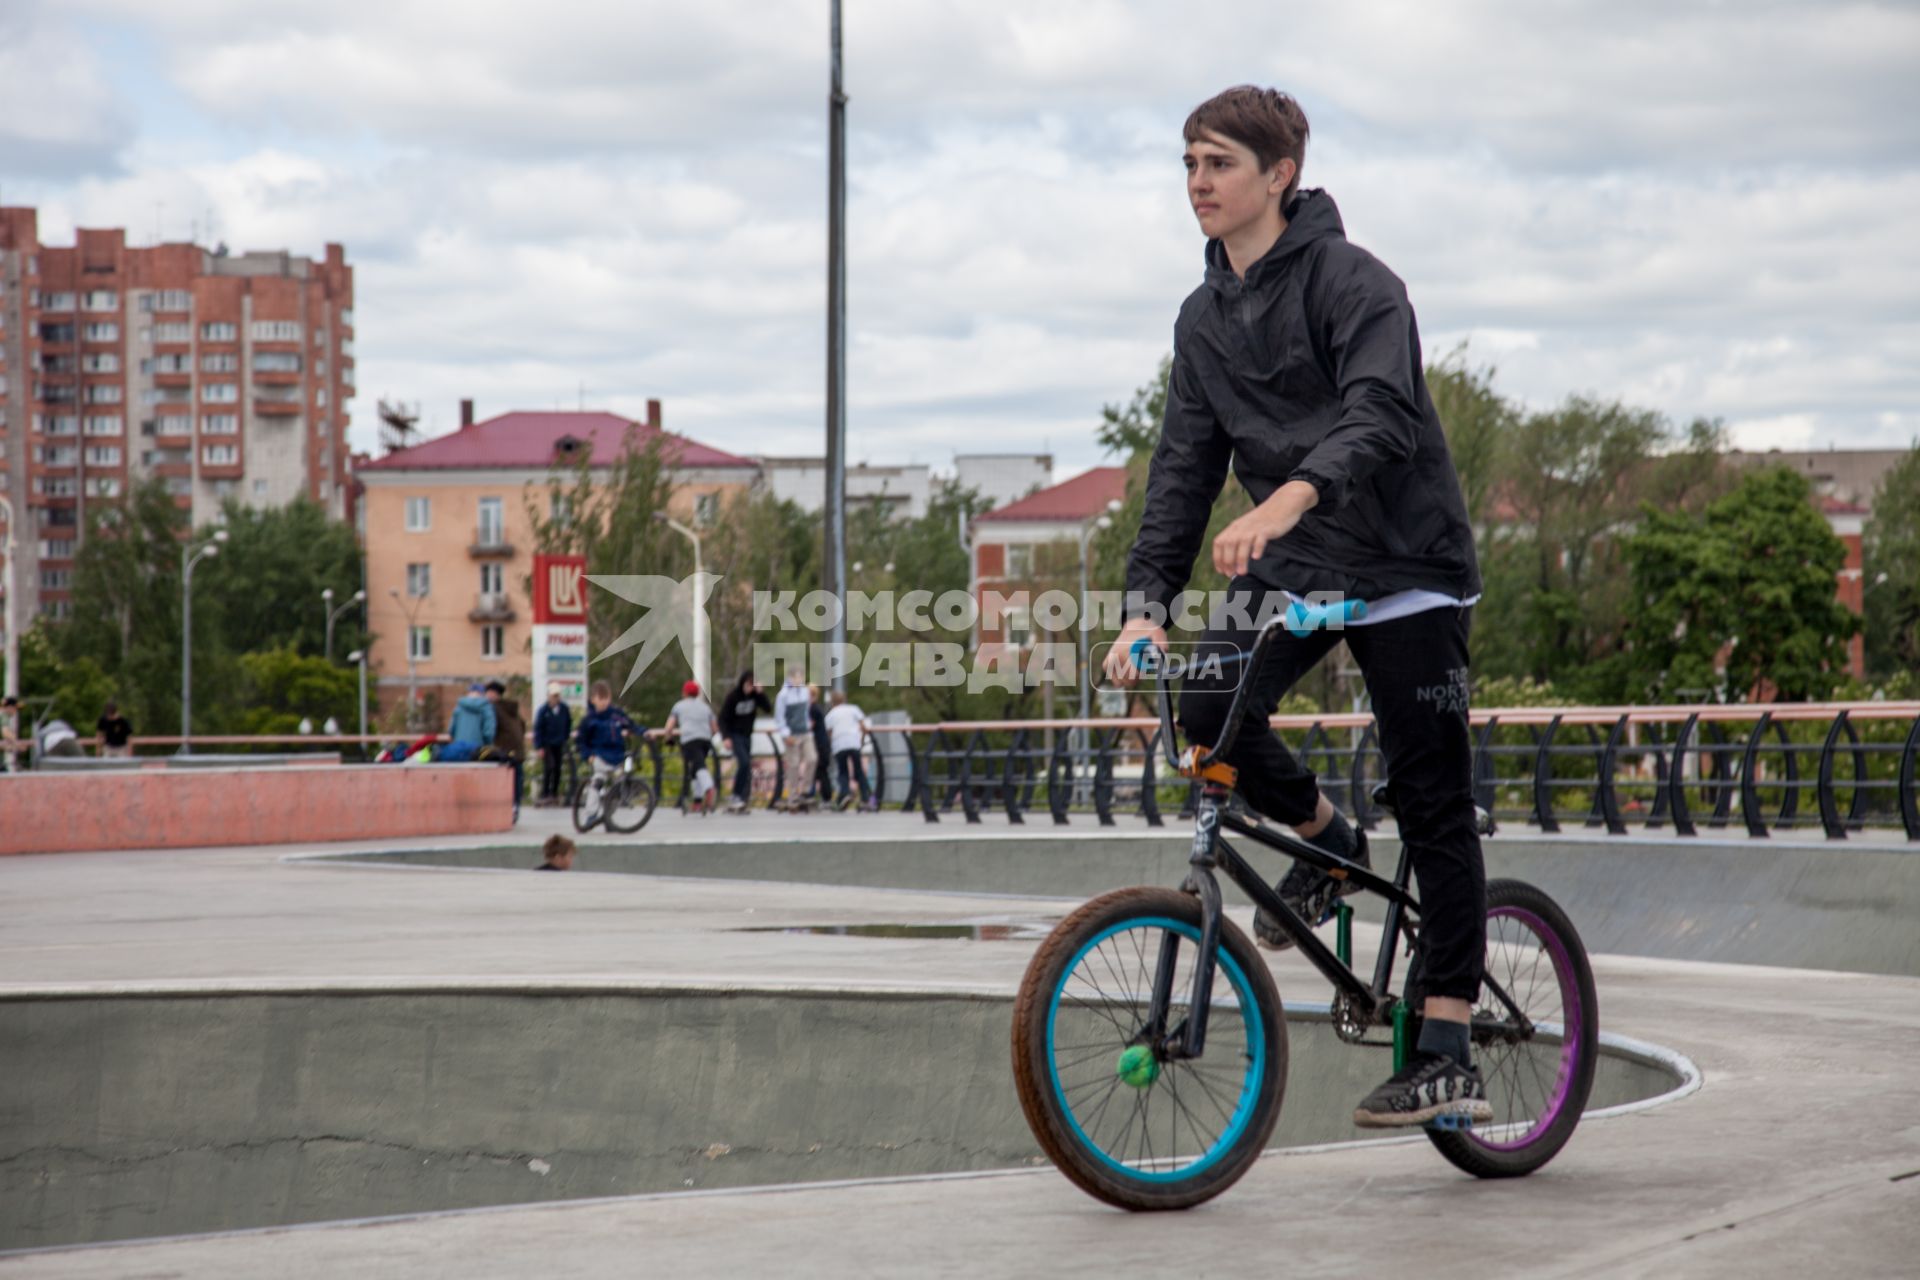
[1107,86,1490,1128]
[576,680,639,791]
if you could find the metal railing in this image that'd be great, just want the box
[7,701,1915,839]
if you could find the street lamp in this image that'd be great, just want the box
[653,511,709,695]
[388,588,426,732]
[346,648,369,750]
[0,495,16,706]
[1077,499,1123,725]
[323,586,366,663]
[179,527,229,754]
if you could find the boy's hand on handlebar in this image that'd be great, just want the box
[1212,480,1319,578]
[1105,620,1168,688]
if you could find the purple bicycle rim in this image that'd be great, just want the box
[1471,905,1580,1153]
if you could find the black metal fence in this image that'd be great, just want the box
[868,704,1920,840]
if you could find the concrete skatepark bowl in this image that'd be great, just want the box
[1,817,1916,1276]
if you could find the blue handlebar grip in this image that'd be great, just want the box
[1283,595,1370,637]
[1128,637,1161,674]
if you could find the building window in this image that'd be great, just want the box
[203,382,238,403]
[253,351,302,372]
[84,445,122,466]
[41,569,72,590]
[253,478,269,497]
[144,290,192,312]
[153,322,191,343]
[201,322,236,342]
[405,496,430,531]
[550,493,572,528]
[156,414,191,435]
[83,415,123,436]
[251,320,302,342]
[80,352,120,372]
[201,444,238,466]
[43,415,79,436]
[201,414,239,435]
[694,492,720,527]
[481,625,505,659]
[42,292,76,311]
[164,476,191,496]
[144,353,192,374]
[408,626,432,661]
[83,384,123,404]
[82,290,118,312]
[81,322,119,342]
[476,496,504,546]
[90,476,122,497]
[406,563,431,597]
[1005,544,1033,578]
[201,353,239,372]
[480,562,504,595]
[39,539,77,560]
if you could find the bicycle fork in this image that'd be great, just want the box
[1148,789,1229,1062]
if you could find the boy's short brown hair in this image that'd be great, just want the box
[542,834,576,864]
[589,680,612,701]
[1184,87,1311,207]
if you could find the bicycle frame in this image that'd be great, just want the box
[1131,614,1528,1061]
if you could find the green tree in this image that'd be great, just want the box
[228,647,363,736]
[1615,467,1858,702]
[1862,444,1920,678]
[199,498,368,659]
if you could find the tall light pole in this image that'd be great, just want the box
[1078,499,1123,724]
[323,587,365,662]
[654,512,709,696]
[388,588,426,732]
[823,0,849,692]
[346,648,368,752]
[179,528,229,754]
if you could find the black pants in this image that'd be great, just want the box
[540,746,565,799]
[834,748,871,804]
[681,739,712,801]
[1177,580,1486,1001]
[725,732,753,801]
[813,737,833,797]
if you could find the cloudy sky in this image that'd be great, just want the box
[4,0,1916,478]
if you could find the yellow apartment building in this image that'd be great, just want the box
[354,402,758,724]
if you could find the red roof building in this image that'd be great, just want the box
[971,466,1129,649]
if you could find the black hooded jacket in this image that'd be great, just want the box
[1124,189,1480,616]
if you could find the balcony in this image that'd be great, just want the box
[255,398,303,416]
[468,591,516,623]
[468,532,516,559]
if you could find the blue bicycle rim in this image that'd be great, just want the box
[1044,915,1266,1183]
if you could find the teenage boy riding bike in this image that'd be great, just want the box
[1106,86,1490,1128]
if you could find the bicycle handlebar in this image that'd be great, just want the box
[1129,596,1368,776]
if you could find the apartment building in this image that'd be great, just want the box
[355,403,758,719]
[971,466,1128,649]
[0,207,353,623]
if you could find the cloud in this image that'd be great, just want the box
[0,3,131,179]
[18,0,1920,475]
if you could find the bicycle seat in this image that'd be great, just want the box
[1370,781,1496,836]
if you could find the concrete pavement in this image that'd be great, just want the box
[3,818,1917,1275]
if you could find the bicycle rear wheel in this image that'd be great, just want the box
[1420,878,1598,1177]
[1011,887,1287,1211]
[570,777,603,833]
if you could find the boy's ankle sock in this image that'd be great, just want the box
[1416,1015,1472,1067]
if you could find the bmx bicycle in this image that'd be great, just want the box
[1010,603,1598,1210]
[571,740,657,834]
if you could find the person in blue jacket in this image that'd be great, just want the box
[445,683,496,761]
[532,682,574,806]
[575,680,638,772]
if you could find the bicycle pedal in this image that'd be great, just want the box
[1424,1113,1475,1132]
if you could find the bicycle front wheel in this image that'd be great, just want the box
[1011,887,1287,1211]
[603,777,656,834]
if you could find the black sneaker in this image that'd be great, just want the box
[1253,825,1369,951]
[1353,1051,1494,1129]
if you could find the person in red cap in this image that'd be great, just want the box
[666,679,720,813]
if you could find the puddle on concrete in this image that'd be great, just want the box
[737,920,1057,942]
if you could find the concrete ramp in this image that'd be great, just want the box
[0,984,1679,1250]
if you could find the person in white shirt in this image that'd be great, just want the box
[821,689,872,811]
